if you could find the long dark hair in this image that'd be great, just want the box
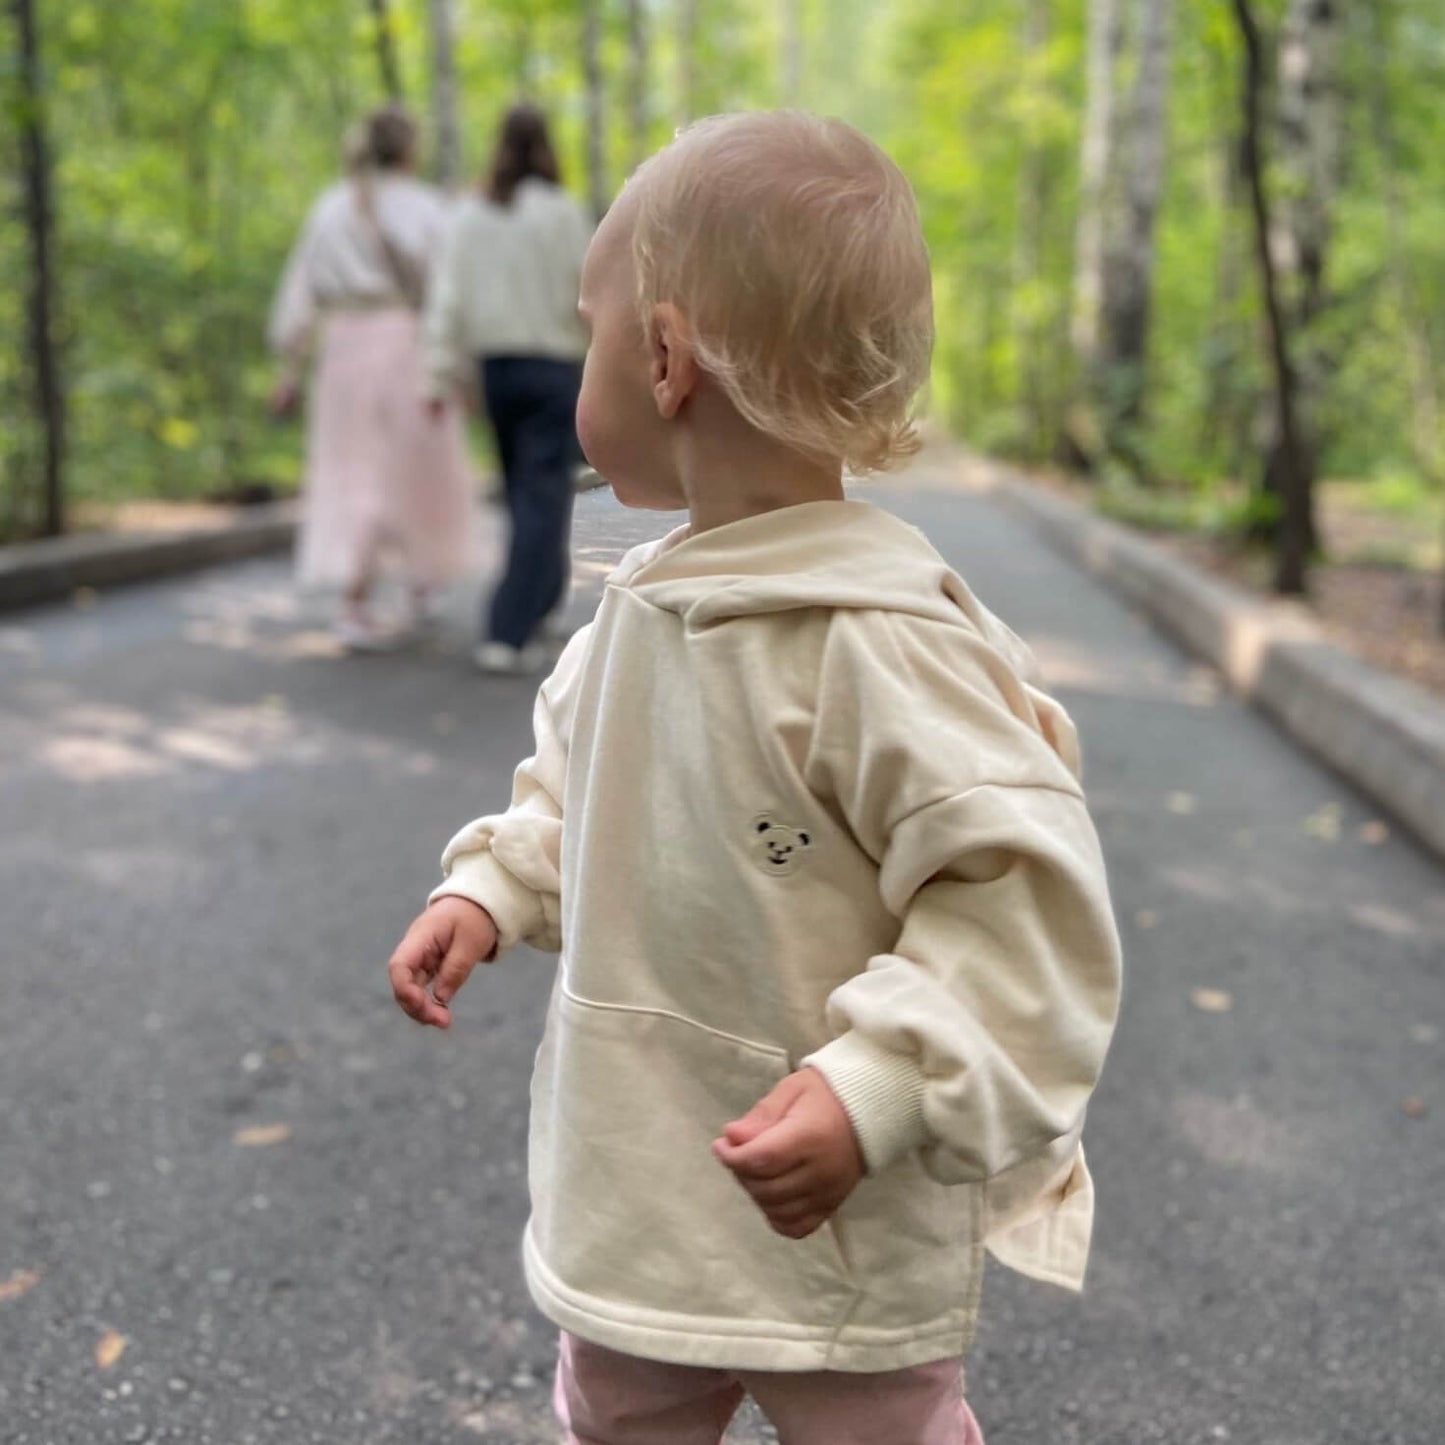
[486,104,561,206]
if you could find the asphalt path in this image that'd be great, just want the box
[1,460,1441,1444]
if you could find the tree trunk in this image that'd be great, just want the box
[781,0,803,105]
[1366,0,1443,628]
[1071,0,1119,371]
[1014,0,1051,457]
[14,0,65,538]
[1257,0,1339,552]
[581,0,606,218]
[1370,0,1445,632]
[1100,0,1173,435]
[1200,36,1251,479]
[429,0,460,188]
[1232,0,1313,595]
[676,0,698,126]
[1372,77,1441,479]
[1274,0,1339,338]
[625,0,649,172]
[513,14,538,97]
[368,0,404,102]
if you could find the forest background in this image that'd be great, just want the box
[5,0,1445,611]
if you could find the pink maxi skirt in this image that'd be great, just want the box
[297,307,473,590]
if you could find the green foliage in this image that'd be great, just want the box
[866,0,1445,540]
[4,0,1445,547]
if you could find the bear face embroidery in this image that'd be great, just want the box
[751,815,812,877]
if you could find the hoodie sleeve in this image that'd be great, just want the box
[267,199,323,367]
[801,610,1121,1187]
[428,627,590,951]
[421,204,467,402]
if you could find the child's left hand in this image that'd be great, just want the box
[712,1067,864,1240]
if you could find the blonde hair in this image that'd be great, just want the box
[630,111,933,473]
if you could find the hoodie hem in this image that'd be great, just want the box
[523,1224,972,1374]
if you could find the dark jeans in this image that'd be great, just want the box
[481,355,583,649]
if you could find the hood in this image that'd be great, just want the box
[611,499,1034,669]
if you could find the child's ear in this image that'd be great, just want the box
[649,302,697,420]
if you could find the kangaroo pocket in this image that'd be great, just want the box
[830,1155,977,1332]
[528,988,857,1333]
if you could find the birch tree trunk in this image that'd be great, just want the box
[1232,0,1313,595]
[1201,94,1251,477]
[1014,0,1051,454]
[625,0,650,172]
[513,14,538,98]
[14,0,65,537]
[1274,0,1339,339]
[1367,1,1445,629]
[1258,0,1339,550]
[429,0,460,189]
[368,0,404,103]
[1071,0,1118,372]
[781,0,803,105]
[581,0,606,218]
[1368,3,1439,477]
[676,0,698,126]
[1100,0,1172,436]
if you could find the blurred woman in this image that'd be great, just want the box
[269,106,473,650]
[424,104,592,673]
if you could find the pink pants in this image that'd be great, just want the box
[554,1331,987,1445]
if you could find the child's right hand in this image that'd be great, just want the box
[387,896,499,1029]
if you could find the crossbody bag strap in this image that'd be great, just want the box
[353,174,428,311]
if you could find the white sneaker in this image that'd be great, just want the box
[473,641,546,675]
[334,613,393,652]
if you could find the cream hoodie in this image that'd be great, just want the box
[421,179,592,397]
[433,500,1121,1372]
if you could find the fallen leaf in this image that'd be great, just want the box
[1190,987,1234,1014]
[1134,909,1160,931]
[260,694,287,713]
[0,1269,41,1304]
[1166,792,1197,816]
[1402,1097,1427,1119]
[1301,803,1342,841]
[1358,820,1390,846]
[72,586,98,611]
[233,1123,291,1147]
[95,1330,126,1370]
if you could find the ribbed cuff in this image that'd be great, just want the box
[801,1032,931,1174]
[429,849,544,952]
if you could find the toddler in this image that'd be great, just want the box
[388,111,1121,1445]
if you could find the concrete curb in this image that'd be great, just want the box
[0,505,297,612]
[978,461,1445,864]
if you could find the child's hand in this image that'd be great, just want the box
[387,896,499,1029]
[711,1067,864,1240]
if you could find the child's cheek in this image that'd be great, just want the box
[574,383,608,474]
